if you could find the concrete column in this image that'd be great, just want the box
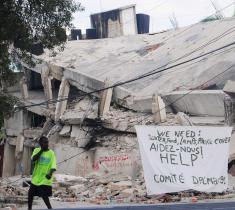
[15,134,24,160]
[99,79,113,116]
[44,77,53,107]
[19,76,29,100]
[15,134,24,175]
[152,95,166,123]
[22,146,32,175]
[41,69,53,108]
[55,78,70,121]
[2,142,15,177]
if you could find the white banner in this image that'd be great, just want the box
[135,126,232,195]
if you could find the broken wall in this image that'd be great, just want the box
[53,145,140,178]
[49,127,140,178]
[92,147,139,178]
[2,138,32,177]
[2,143,15,177]
[4,110,31,137]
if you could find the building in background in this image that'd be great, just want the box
[70,5,150,40]
[90,5,138,38]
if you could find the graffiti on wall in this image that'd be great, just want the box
[93,154,137,171]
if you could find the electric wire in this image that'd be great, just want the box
[120,25,235,85]
[7,2,235,182]
[96,9,235,79]
[14,3,235,111]
[55,63,235,167]
[2,1,235,189]
[16,39,235,110]
[19,15,235,109]
[2,59,235,186]
[70,2,235,80]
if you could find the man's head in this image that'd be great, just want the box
[39,136,49,151]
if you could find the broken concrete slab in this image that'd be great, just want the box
[69,184,86,194]
[23,61,167,113]
[59,126,71,137]
[36,19,235,111]
[47,123,63,138]
[48,63,63,81]
[164,90,226,117]
[23,101,54,118]
[6,137,36,148]
[24,62,171,113]
[60,110,97,125]
[27,105,54,118]
[190,116,224,126]
[102,119,135,133]
[63,67,104,97]
[41,119,55,137]
[74,137,90,149]
[94,174,130,185]
[70,126,89,138]
[121,188,136,196]
[223,80,235,94]
[108,181,132,191]
[4,111,30,137]
[55,174,87,183]
[117,94,172,113]
[102,109,178,132]
[23,128,42,139]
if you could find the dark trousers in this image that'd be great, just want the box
[28,184,52,210]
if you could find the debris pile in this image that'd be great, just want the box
[53,173,151,204]
[1,174,235,209]
[0,178,27,209]
[52,174,235,205]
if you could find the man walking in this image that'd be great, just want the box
[28,136,56,210]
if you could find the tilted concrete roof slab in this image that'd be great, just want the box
[34,18,235,112]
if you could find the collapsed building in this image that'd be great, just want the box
[1,17,235,186]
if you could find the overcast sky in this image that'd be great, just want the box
[73,0,235,33]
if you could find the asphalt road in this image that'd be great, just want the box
[50,202,235,210]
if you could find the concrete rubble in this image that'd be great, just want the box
[51,173,235,205]
[0,177,27,210]
[2,173,235,209]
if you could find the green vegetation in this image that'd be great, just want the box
[0,0,83,131]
